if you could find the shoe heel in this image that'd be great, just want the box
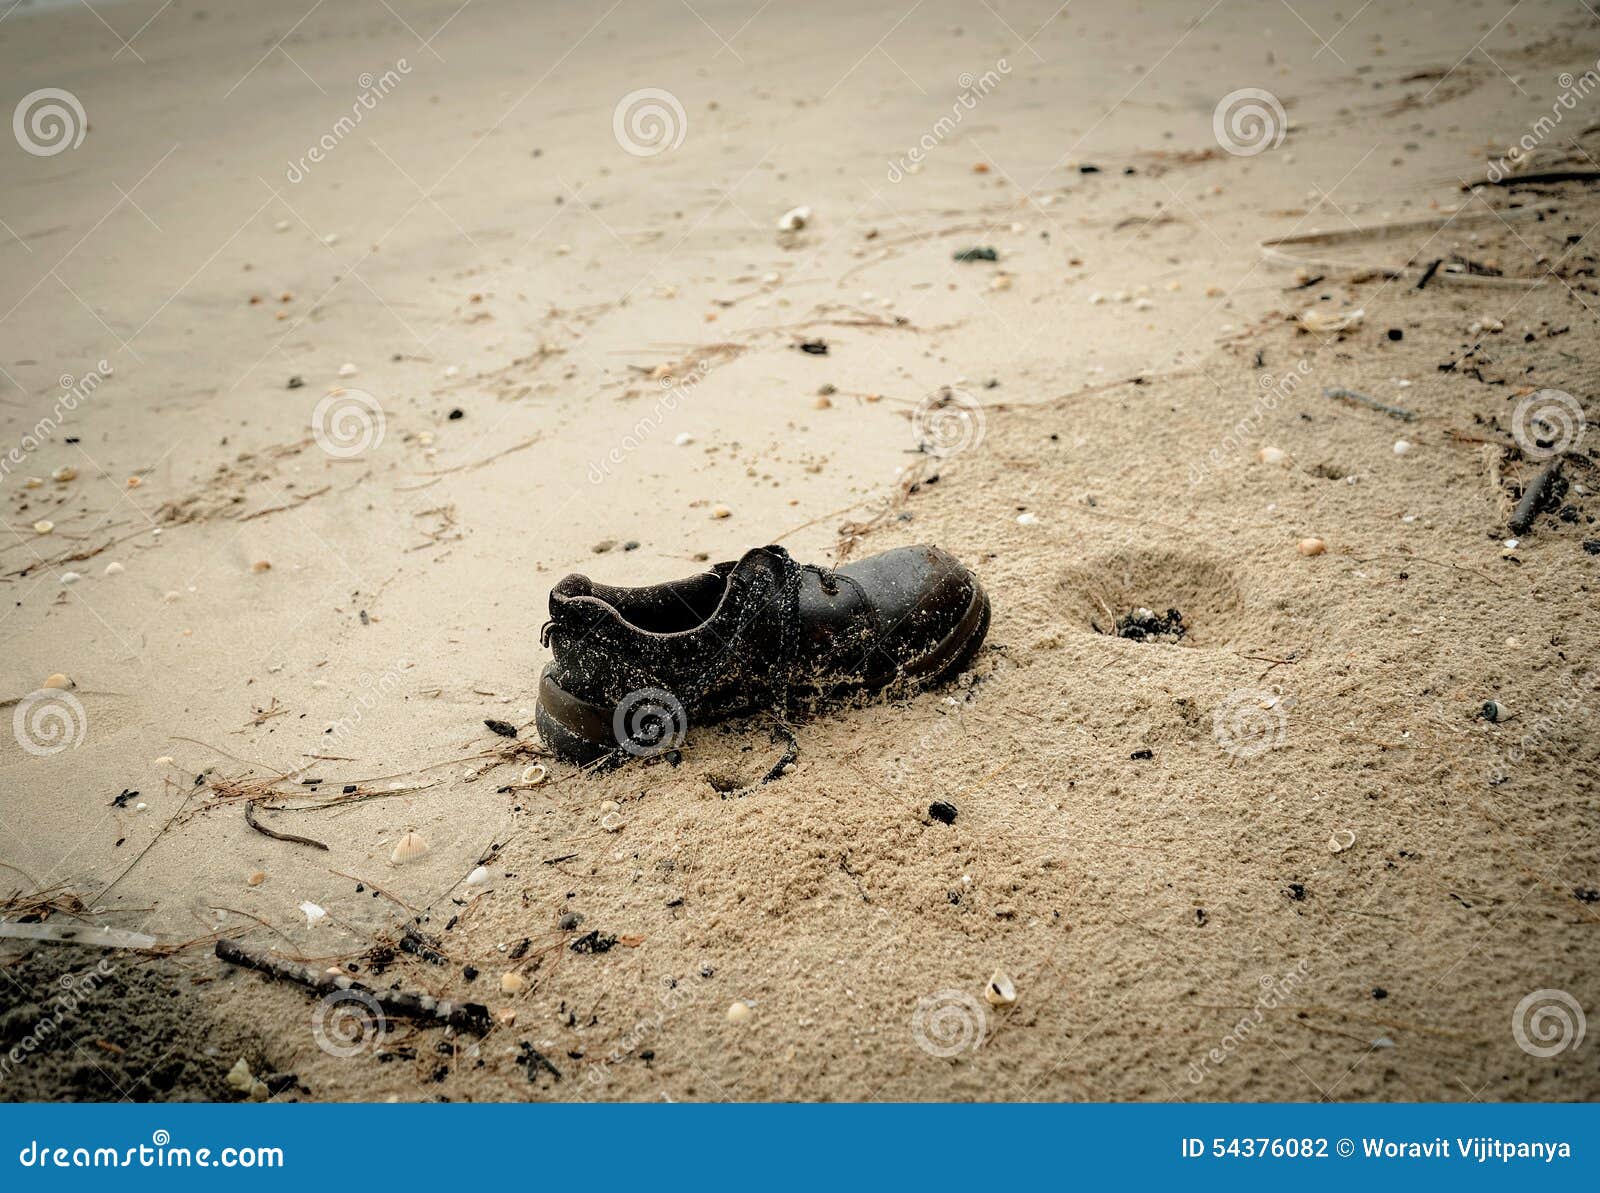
[536,668,617,764]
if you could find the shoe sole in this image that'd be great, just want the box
[537,580,991,765]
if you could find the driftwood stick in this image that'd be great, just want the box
[215,938,490,1034]
[1509,459,1563,535]
[1322,386,1417,422]
[245,800,329,851]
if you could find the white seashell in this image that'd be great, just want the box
[501,972,526,994]
[726,1000,752,1023]
[600,800,619,813]
[465,865,490,887]
[1257,446,1287,466]
[520,763,548,787]
[337,362,357,377]
[42,673,73,689]
[984,970,1017,1006]
[1016,513,1037,526]
[1482,699,1510,723]
[674,432,694,446]
[1299,306,1364,333]
[1328,829,1356,853]
[390,831,430,864]
[104,562,124,575]
[777,205,811,232]
[32,520,54,535]
[600,811,624,833]
[52,466,77,482]
[1392,439,1412,456]
[60,572,82,585]
[154,755,174,766]
[299,901,326,926]
[225,1057,254,1092]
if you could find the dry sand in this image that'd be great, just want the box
[2,0,1599,1101]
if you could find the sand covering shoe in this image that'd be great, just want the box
[536,543,990,762]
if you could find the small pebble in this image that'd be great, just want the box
[1392,439,1412,456]
[1016,512,1037,526]
[1257,446,1287,466]
[60,572,81,585]
[1297,537,1326,556]
[251,560,272,573]
[337,363,357,377]
[726,1000,753,1024]
[674,432,694,446]
[52,466,77,482]
[711,504,731,519]
[501,972,526,994]
[247,871,265,886]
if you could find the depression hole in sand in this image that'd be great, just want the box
[1059,550,1246,648]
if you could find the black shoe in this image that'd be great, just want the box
[535,543,989,763]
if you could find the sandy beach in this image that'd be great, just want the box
[2,0,1598,1101]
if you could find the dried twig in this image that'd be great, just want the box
[215,938,490,1034]
[245,800,329,851]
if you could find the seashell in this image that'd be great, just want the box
[251,560,271,573]
[51,466,77,482]
[777,205,811,232]
[1482,699,1509,723]
[337,362,357,377]
[104,562,124,575]
[989,273,1012,291]
[42,673,73,690]
[390,831,430,864]
[711,503,732,519]
[153,755,174,766]
[1257,446,1287,466]
[494,1008,517,1027]
[1392,439,1412,456]
[726,1000,752,1023]
[599,800,619,813]
[1015,512,1037,526]
[1328,829,1356,854]
[225,1058,254,1092]
[60,572,81,585]
[673,432,694,446]
[126,476,142,488]
[600,811,624,833]
[299,901,326,926]
[519,763,548,787]
[984,969,1017,1006]
[500,972,526,994]
[23,476,43,488]
[1297,537,1326,556]
[247,871,265,887]
[1298,306,1364,334]
[32,520,54,535]
[464,865,489,887]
